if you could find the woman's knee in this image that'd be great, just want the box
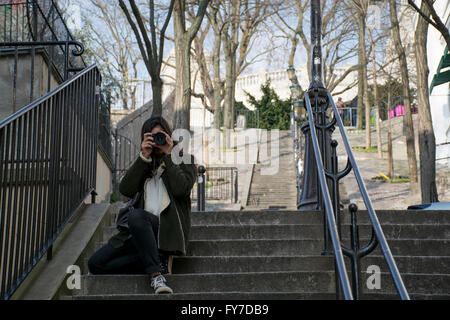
[87,254,103,275]
[127,209,148,227]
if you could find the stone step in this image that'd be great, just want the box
[186,239,450,257]
[170,255,450,275]
[74,272,450,296]
[101,224,450,243]
[247,187,297,191]
[186,224,450,241]
[66,292,450,300]
[250,179,296,183]
[245,203,298,208]
[190,210,450,226]
[246,197,297,200]
[246,196,297,200]
[252,176,296,179]
[244,207,299,211]
[247,194,297,198]
[69,292,336,300]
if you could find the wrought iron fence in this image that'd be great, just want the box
[98,92,113,166]
[235,109,260,129]
[0,64,101,300]
[1,1,86,113]
[218,108,260,129]
[191,167,238,204]
[0,0,86,71]
[112,131,140,194]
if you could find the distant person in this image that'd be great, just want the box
[336,97,347,120]
[88,116,197,295]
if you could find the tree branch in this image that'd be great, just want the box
[408,0,439,29]
[408,0,450,48]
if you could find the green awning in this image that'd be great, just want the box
[430,46,450,94]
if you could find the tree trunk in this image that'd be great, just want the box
[222,0,239,135]
[389,0,419,192]
[174,1,189,130]
[120,85,129,110]
[172,0,208,130]
[387,84,395,178]
[151,77,163,116]
[357,10,372,148]
[173,31,191,130]
[356,30,364,130]
[368,28,383,159]
[415,1,439,203]
[213,28,223,130]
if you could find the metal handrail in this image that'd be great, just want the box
[326,91,410,300]
[1,0,87,75]
[32,0,86,66]
[0,63,101,300]
[304,92,354,300]
[0,64,97,129]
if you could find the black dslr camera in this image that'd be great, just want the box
[151,132,167,146]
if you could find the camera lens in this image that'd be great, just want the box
[154,132,167,146]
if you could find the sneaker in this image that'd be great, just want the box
[151,274,173,294]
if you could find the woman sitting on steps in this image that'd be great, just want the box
[88,116,197,295]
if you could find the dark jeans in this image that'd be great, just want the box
[88,209,161,275]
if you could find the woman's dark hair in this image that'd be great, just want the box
[141,116,173,142]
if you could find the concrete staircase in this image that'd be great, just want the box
[64,207,450,300]
[246,130,297,210]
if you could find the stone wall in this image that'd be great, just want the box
[0,48,62,121]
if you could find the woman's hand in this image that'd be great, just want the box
[141,133,154,159]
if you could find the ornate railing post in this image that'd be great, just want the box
[341,204,379,300]
[197,165,206,212]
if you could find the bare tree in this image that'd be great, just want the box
[349,0,372,147]
[220,0,242,131]
[186,0,275,133]
[272,0,358,95]
[118,0,175,116]
[413,0,439,203]
[75,1,142,110]
[189,2,224,130]
[389,0,419,192]
[173,0,209,130]
[218,0,274,131]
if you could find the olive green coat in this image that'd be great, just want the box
[109,153,196,256]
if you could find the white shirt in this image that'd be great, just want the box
[140,152,171,217]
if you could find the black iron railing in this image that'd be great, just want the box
[0,64,101,300]
[112,131,140,195]
[294,0,409,300]
[98,92,113,166]
[191,167,238,206]
[218,108,260,129]
[303,89,353,300]
[0,0,86,69]
[302,87,410,300]
[1,0,86,112]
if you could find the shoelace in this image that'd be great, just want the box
[151,275,167,288]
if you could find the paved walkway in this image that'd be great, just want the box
[335,128,450,210]
[189,128,261,211]
[190,126,449,211]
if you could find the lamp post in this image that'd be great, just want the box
[292,0,335,211]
